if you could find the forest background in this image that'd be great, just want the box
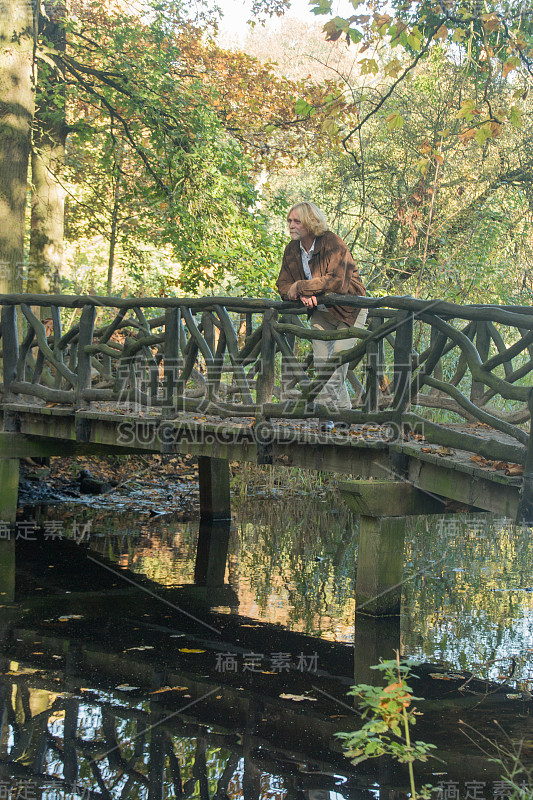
[1,0,532,307]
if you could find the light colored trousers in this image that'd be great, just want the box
[311,308,368,410]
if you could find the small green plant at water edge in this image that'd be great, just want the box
[337,653,436,799]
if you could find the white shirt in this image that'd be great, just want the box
[300,239,326,311]
[300,239,315,279]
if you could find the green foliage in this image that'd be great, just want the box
[38,0,295,297]
[263,39,533,305]
[337,655,436,799]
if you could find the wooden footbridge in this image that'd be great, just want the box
[1,292,532,613]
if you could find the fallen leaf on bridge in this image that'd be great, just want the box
[470,455,523,474]
[506,464,524,476]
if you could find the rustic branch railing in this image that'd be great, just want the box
[1,293,533,466]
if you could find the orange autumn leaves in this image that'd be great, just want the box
[173,31,349,168]
[378,680,412,729]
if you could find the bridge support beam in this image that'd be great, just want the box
[0,458,19,524]
[355,515,406,616]
[198,456,231,522]
[338,479,447,517]
[340,479,451,615]
[339,479,437,616]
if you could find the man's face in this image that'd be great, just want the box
[287,212,309,241]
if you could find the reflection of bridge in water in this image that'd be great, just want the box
[0,532,530,800]
[0,292,533,615]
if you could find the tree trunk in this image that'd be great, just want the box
[0,0,36,292]
[106,167,122,295]
[28,0,66,297]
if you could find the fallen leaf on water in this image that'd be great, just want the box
[124,645,154,651]
[279,693,317,702]
[149,686,188,694]
[58,615,83,622]
[429,672,466,680]
[179,648,206,654]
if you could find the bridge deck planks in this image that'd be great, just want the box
[1,401,525,517]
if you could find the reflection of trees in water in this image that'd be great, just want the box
[41,506,201,588]
[402,516,533,686]
[229,495,358,640]
[0,674,327,799]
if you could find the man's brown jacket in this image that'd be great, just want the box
[276,230,366,326]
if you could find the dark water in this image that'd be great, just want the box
[1,490,533,799]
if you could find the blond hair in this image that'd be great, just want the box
[287,202,329,236]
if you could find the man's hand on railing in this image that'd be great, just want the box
[286,282,318,309]
[300,295,318,310]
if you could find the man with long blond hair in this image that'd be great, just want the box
[276,201,367,432]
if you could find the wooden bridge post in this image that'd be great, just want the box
[256,308,277,408]
[516,389,533,524]
[471,321,490,404]
[75,304,96,409]
[198,456,231,521]
[365,315,384,412]
[393,310,413,416]
[355,515,406,616]
[0,459,20,525]
[1,305,19,401]
[164,307,180,413]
